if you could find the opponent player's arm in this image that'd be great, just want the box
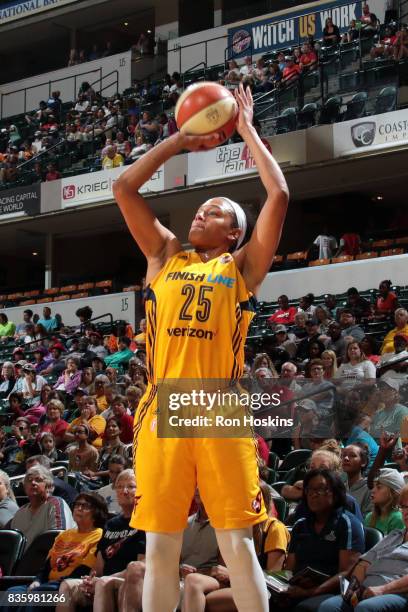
[113,132,221,273]
[233,84,289,294]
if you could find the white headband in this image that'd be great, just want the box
[220,198,247,250]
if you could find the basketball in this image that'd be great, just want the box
[175,81,238,144]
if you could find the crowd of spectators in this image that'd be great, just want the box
[0,276,406,609]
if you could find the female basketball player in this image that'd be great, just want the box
[113,84,289,612]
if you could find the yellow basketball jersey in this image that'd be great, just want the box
[144,250,256,382]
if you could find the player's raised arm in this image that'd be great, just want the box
[113,131,221,268]
[233,84,289,295]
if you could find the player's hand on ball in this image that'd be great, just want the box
[234,83,254,136]
[178,132,221,151]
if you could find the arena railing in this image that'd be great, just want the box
[0,67,119,120]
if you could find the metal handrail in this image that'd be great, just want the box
[182,62,207,87]
[168,35,227,74]
[0,67,102,119]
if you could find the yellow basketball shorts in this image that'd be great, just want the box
[130,389,267,533]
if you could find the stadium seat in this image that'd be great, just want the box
[332,255,354,264]
[375,86,397,114]
[123,285,141,292]
[319,96,343,125]
[23,290,40,298]
[296,102,318,129]
[308,258,330,267]
[37,297,54,304]
[275,107,297,134]
[286,251,308,262]
[0,530,62,588]
[95,280,113,289]
[71,292,89,299]
[342,91,368,120]
[78,282,95,290]
[272,497,288,521]
[380,248,404,256]
[372,239,394,249]
[43,287,59,295]
[268,451,280,471]
[54,294,71,302]
[19,299,36,306]
[0,529,26,575]
[355,251,378,260]
[278,449,311,472]
[395,236,408,245]
[364,527,383,551]
[60,285,77,293]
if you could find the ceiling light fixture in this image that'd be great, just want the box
[32,252,38,256]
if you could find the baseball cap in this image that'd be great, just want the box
[22,363,35,372]
[15,360,27,367]
[51,342,64,351]
[275,324,287,333]
[378,378,400,392]
[375,468,405,494]
[13,347,24,355]
[297,399,317,411]
[33,346,47,355]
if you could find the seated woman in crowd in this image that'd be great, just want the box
[0,468,18,527]
[79,416,127,488]
[365,468,405,535]
[58,469,145,612]
[317,484,408,612]
[360,336,380,365]
[280,469,365,611]
[315,305,333,336]
[381,308,408,354]
[321,349,338,379]
[341,444,372,515]
[38,431,67,463]
[7,492,108,611]
[252,352,279,377]
[67,424,99,474]
[374,280,399,321]
[283,449,364,523]
[292,312,308,340]
[181,482,290,612]
[65,396,106,448]
[38,399,69,449]
[54,357,82,396]
[10,464,75,547]
[335,341,376,388]
[20,363,47,406]
[0,361,15,398]
[80,366,96,394]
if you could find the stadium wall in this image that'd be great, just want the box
[2,291,137,327]
[0,51,132,119]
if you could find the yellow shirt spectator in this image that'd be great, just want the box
[102,147,124,170]
[381,309,408,354]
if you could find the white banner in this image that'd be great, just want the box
[187,140,269,185]
[333,108,408,157]
[61,165,164,208]
[0,0,79,25]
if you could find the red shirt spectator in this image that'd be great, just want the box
[268,295,297,326]
[339,233,361,256]
[45,163,61,182]
[282,58,301,84]
[112,396,133,443]
[376,291,398,314]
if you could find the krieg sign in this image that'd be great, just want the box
[61,165,164,208]
[333,108,408,157]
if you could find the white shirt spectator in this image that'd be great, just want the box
[74,100,89,113]
[313,234,338,259]
[335,360,376,386]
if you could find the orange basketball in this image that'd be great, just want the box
[175,82,238,144]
